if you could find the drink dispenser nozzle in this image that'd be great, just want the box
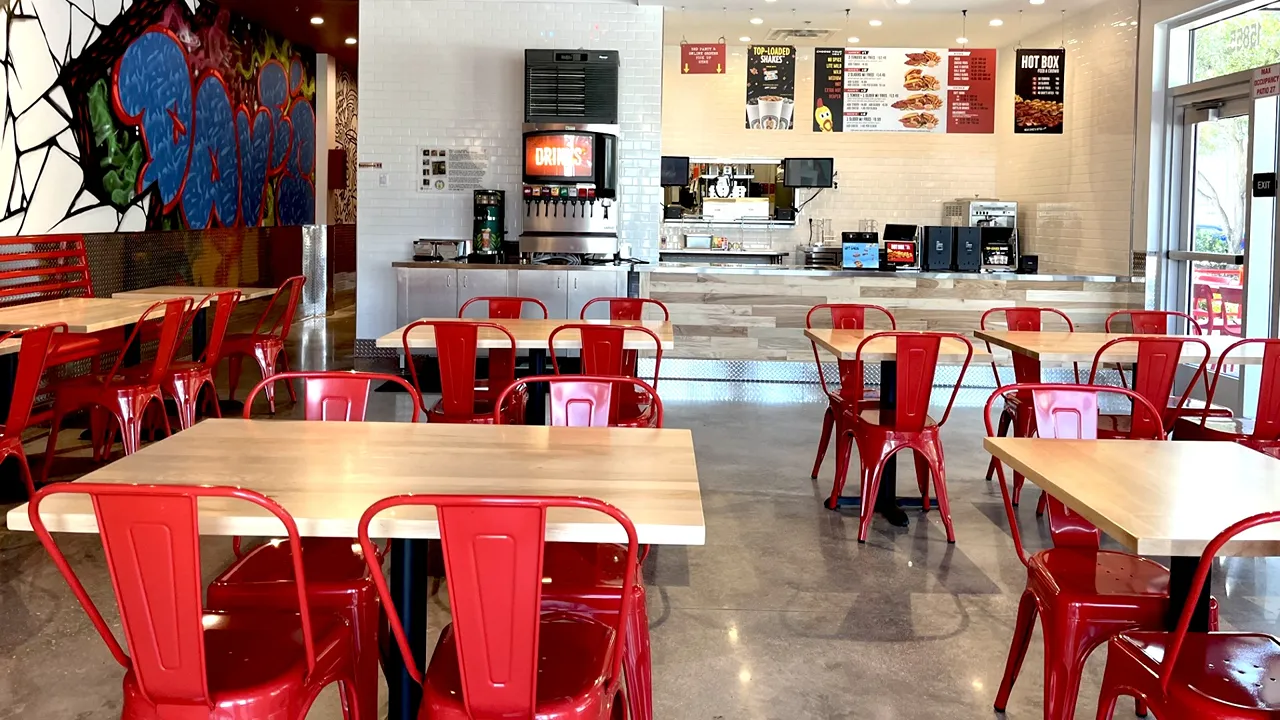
[523,186,533,218]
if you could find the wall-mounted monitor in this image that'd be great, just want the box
[661,156,691,186]
[782,158,834,188]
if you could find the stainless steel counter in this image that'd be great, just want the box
[652,262,1138,283]
[393,261,634,273]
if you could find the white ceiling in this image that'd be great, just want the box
[655,0,1116,48]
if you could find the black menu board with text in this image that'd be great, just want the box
[745,45,796,130]
[1014,48,1066,134]
[813,48,844,132]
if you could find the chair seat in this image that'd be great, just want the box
[1170,397,1233,418]
[541,543,628,615]
[858,408,938,428]
[1117,631,1280,710]
[423,615,617,719]
[1029,548,1170,598]
[215,537,372,585]
[429,387,527,424]
[124,610,350,710]
[48,333,119,365]
[1174,415,1260,441]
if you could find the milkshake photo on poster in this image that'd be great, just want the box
[746,45,796,130]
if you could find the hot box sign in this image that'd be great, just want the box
[524,134,595,180]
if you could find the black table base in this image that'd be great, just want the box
[1166,555,1212,632]
[388,538,428,720]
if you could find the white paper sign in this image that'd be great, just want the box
[1253,64,1280,99]
[417,148,489,193]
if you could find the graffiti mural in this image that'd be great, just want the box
[0,0,316,236]
[333,63,358,225]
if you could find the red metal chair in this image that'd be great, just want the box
[358,494,639,720]
[459,295,549,320]
[986,383,1179,720]
[28,482,364,720]
[0,323,65,497]
[402,320,524,424]
[807,304,896,481]
[494,373,663,720]
[1106,309,1230,420]
[164,290,241,430]
[549,323,664,428]
[241,370,421,422]
[831,331,973,543]
[1175,338,1280,456]
[1088,336,1211,438]
[224,275,306,413]
[41,297,191,482]
[980,307,1079,506]
[208,370,418,720]
[1094,510,1280,720]
[494,374,663,428]
[459,296,548,398]
[579,297,670,321]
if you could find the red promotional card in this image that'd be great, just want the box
[681,43,726,74]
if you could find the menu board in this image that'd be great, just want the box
[746,45,796,130]
[1014,49,1066,134]
[811,47,997,134]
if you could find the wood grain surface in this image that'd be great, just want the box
[806,328,990,362]
[379,318,675,351]
[976,330,1266,365]
[0,297,158,333]
[112,286,276,302]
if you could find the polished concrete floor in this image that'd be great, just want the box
[3,311,1279,719]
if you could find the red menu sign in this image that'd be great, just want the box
[681,43,725,74]
[946,48,997,134]
[524,134,594,180]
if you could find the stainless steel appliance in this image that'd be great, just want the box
[943,198,1019,270]
[980,227,1017,271]
[519,50,621,256]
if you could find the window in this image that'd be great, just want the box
[1191,1,1280,83]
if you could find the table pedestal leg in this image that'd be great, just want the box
[0,352,20,499]
[1167,555,1212,631]
[832,360,919,524]
[388,538,428,720]
[191,307,209,361]
[525,349,548,426]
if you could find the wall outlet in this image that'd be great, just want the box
[378,173,389,187]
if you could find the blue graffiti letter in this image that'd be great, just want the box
[236,106,272,225]
[183,74,240,228]
[277,99,315,226]
[114,30,193,209]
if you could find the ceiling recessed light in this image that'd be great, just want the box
[345,37,357,45]
[310,15,324,24]
[869,19,883,26]
[896,0,911,4]
[989,18,1004,26]
[1029,0,1045,4]
[847,36,860,43]
[956,36,969,44]
[765,0,777,3]
[739,36,751,41]
[750,17,763,24]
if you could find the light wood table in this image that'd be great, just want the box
[805,329,985,524]
[380,317,674,351]
[985,437,1280,631]
[0,297,156,333]
[111,286,276,302]
[12,418,704,720]
[975,330,1264,365]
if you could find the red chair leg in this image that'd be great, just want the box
[857,448,894,543]
[1010,410,1035,507]
[278,350,297,402]
[920,440,955,543]
[811,406,835,480]
[90,406,111,463]
[994,589,1038,712]
[12,450,35,498]
[826,429,855,510]
[252,345,283,413]
[624,583,653,720]
[169,376,202,431]
[40,409,64,485]
[1035,491,1049,517]
[985,409,1012,482]
[1041,610,1096,720]
[227,354,244,401]
[1094,656,1128,720]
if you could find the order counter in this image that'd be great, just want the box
[643,264,1145,361]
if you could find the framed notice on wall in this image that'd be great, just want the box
[1014,49,1066,134]
[746,45,796,130]
[811,48,996,133]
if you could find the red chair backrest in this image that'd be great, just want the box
[0,235,93,305]
[1199,338,1280,441]
[108,297,193,385]
[980,307,1077,386]
[28,483,321,708]
[251,275,306,340]
[1159,510,1280,692]
[548,323,664,385]
[459,296,549,320]
[1088,336,1210,433]
[359,494,638,717]
[580,297,670,321]
[854,331,972,433]
[493,374,664,428]
[807,304,897,401]
[0,323,66,433]
[242,370,421,422]
[185,290,241,365]
[984,383,1167,565]
[1105,309,1203,335]
[403,320,518,417]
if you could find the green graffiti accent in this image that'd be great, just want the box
[89,78,143,206]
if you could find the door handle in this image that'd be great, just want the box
[446,275,453,288]
[573,277,578,290]
[462,275,468,289]
[556,276,561,289]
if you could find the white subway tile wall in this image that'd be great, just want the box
[994,0,1140,276]
[356,0,663,339]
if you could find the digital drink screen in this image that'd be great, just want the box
[885,241,917,265]
[524,133,595,181]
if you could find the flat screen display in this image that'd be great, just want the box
[661,156,690,186]
[783,158,834,188]
[523,132,595,182]
[885,241,917,265]
[883,224,919,242]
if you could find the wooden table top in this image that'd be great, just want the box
[379,318,675,351]
[0,297,158,333]
[985,437,1280,557]
[8,419,706,546]
[112,286,276,302]
[975,330,1266,365]
[806,328,990,363]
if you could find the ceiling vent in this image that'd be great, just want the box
[765,27,837,42]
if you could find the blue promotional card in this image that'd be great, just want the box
[843,242,880,270]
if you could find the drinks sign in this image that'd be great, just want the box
[524,134,594,180]
[746,45,796,130]
[1014,49,1066,134]
[682,43,725,74]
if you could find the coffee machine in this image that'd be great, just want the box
[471,190,505,263]
[520,125,619,254]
